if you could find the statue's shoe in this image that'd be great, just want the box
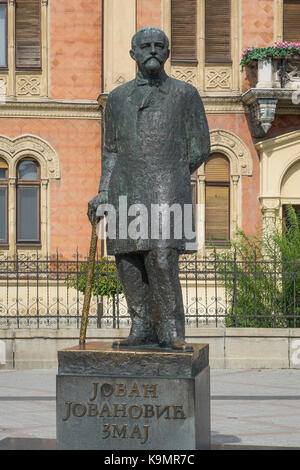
[112,335,153,348]
[159,338,194,352]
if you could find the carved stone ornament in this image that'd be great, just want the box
[171,67,197,87]
[0,134,60,179]
[242,88,300,137]
[205,68,231,90]
[259,197,281,214]
[0,76,7,101]
[17,76,41,96]
[200,129,253,177]
[250,98,278,137]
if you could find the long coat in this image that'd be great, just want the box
[99,72,211,255]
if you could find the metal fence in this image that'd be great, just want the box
[0,251,300,329]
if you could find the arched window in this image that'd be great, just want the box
[205,153,230,244]
[16,158,40,244]
[0,157,8,244]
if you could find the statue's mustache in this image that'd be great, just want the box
[143,55,162,65]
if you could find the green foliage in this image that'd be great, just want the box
[213,205,300,327]
[67,257,123,299]
[240,42,300,70]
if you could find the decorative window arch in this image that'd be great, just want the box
[0,134,60,255]
[256,130,300,236]
[196,129,252,251]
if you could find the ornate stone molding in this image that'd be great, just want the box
[0,134,60,179]
[202,95,244,113]
[171,66,198,87]
[205,67,232,90]
[259,197,281,219]
[199,129,253,177]
[0,75,8,99]
[0,99,101,120]
[98,92,245,114]
[16,76,41,97]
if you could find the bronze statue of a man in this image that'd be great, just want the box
[88,27,210,351]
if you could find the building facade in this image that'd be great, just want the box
[0,0,300,260]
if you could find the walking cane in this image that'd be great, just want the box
[79,217,99,347]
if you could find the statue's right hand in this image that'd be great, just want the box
[87,191,108,225]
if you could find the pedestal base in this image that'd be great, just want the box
[56,342,210,450]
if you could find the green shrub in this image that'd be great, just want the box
[213,205,300,327]
[67,257,123,299]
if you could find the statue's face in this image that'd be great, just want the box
[130,29,169,77]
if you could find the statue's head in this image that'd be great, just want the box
[130,27,170,77]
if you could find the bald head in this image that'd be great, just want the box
[131,27,169,50]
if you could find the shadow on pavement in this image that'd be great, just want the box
[0,438,56,450]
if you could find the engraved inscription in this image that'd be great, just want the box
[61,380,187,446]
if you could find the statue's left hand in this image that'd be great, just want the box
[87,191,108,225]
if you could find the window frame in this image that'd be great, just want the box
[16,157,41,245]
[205,154,231,246]
[15,0,42,70]
[0,0,8,70]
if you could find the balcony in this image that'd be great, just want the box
[241,44,300,137]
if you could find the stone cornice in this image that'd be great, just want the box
[0,99,102,120]
[98,92,246,114]
[242,88,300,114]
[255,129,300,152]
[202,95,245,113]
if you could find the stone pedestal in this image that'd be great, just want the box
[56,342,210,450]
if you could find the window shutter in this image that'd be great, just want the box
[16,0,41,68]
[0,159,8,170]
[171,0,197,61]
[205,186,230,242]
[205,154,230,182]
[283,1,300,42]
[205,0,231,62]
[205,154,230,243]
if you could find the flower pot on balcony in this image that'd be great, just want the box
[256,58,273,88]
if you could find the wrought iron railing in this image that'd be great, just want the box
[0,251,299,329]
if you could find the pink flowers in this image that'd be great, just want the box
[242,47,254,57]
[274,41,300,49]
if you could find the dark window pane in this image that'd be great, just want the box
[0,4,7,68]
[18,160,38,180]
[17,186,39,241]
[0,186,7,242]
[0,168,7,180]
